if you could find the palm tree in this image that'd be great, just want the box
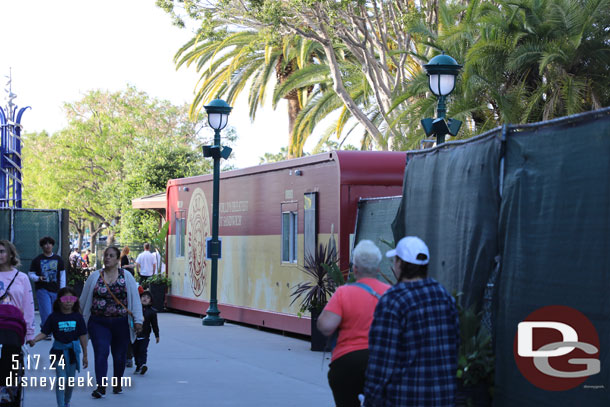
[385,0,487,149]
[462,0,610,123]
[175,24,330,158]
[272,44,379,155]
[391,0,610,147]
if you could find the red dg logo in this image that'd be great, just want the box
[513,305,600,391]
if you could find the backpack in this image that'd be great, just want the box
[0,272,27,345]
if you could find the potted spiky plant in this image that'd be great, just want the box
[68,269,88,297]
[148,222,170,311]
[290,239,338,351]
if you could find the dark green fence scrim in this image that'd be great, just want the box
[354,196,402,283]
[392,131,502,309]
[0,208,68,278]
[389,107,610,406]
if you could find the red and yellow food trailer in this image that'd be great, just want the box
[165,151,405,335]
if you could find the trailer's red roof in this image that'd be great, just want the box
[167,150,406,187]
[335,150,406,185]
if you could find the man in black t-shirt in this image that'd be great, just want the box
[29,237,66,332]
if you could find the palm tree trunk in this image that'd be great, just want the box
[287,97,300,158]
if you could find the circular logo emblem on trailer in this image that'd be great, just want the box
[187,188,211,297]
[513,305,600,391]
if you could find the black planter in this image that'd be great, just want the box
[456,380,492,407]
[310,308,327,352]
[148,283,166,312]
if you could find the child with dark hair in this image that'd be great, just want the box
[29,236,66,334]
[133,290,159,375]
[30,287,88,407]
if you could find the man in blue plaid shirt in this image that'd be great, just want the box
[363,236,459,406]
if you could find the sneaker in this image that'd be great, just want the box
[140,365,148,375]
[125,359,133,368]
[91,385,105,399]
[113,385,123,394]
[135,365,141,374]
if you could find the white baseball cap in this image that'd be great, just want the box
[385,236,429,265]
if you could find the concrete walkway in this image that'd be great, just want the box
[23,312,333,406]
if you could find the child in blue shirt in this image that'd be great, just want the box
[30,287,88,407]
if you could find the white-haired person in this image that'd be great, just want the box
[363,236,459,407]
[317,240,390,407]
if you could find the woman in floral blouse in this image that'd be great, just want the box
[79,246,143,399]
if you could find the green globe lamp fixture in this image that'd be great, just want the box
[202,98,233,326]
[421,52,462,145]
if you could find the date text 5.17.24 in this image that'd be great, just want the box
[12,354,66,370]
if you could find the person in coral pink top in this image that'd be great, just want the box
[317,240,390,407]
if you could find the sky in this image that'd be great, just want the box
[0,0,291,168]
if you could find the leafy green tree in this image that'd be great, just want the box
[313,139,358,154]
[259,147,289,164]
[119,141,206,244]
[119,128,236,244]
[22,87,223,247]
[259,139,357,164]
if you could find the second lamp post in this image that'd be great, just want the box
[202,99,232,326]
[421,52,462,145]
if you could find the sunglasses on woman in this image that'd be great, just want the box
[60,296,78,303]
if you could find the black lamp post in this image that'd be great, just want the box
[202,98,232,326]
[421,52,462,145]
